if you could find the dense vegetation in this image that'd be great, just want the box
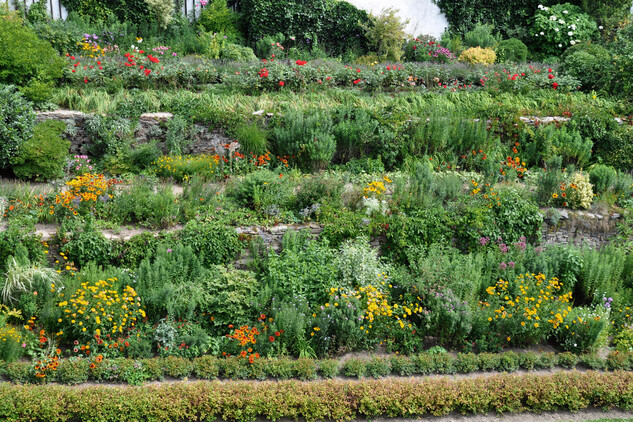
[1,0,633,402]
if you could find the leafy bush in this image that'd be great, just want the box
[64,217,112,268]
[227,170,292,212]
[12,120,70,181]
[179,219,241,267]
[0,85,35,170]
[197,0,239,36]
[463,23,500,49]
[360,7,408,61]
[220,44,257,61]
[561,43,613,91]
[567,172,593,209]
[458,47,496,64]
[495,38,528,63]
[0,11,64,101]
[144,0,174,28]
[204,266,259,329]
[532,3,598,56]
[589,164,617,194]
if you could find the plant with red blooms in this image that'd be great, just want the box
[295,60,307,66]
[222,314,283,362]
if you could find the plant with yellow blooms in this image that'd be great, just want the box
[58,277,145,346]
[481,273,572,346]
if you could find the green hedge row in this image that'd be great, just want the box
[3,351,633,385]
[1,371,633,421]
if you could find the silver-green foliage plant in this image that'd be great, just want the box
[336,237,385,289]
[1,257,60,306]
[144,0,174,28]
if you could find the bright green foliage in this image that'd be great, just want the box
[12,120,69,181]
[589,164,617,194]
[0,11,64,101]
[197,0,239,36]
[360,7,408,61]
[203,266,259,329]
[496,38,528,63]
[179,219,241,267]
[532,3,598,57]
[0,85,35,170]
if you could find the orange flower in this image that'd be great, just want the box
[240,350,247,358]
[89,363,96,369]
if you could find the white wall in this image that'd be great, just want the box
[344,0,448,38]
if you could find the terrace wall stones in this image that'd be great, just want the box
[541,208,622,248]
[36,110,233,156]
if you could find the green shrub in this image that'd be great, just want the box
[536,352,558,369]
[0,85,35,170]
[227,170,292,211]
[557,352,579,368]
[180,219,241,267]
[197,0,239,35]
[162,356,193,378]
[555,307,609,354]
[294,358,317,381]
[365,356,391,378]
[589,164,617,194]
[12,120,69,181]
[220,44,257,61]
[264,358,295,380]
[64,217,112,268]
[55,358,89,385]
[495,38,528,63]
[0,11,64,102]
[517,351,539,370]
[578,353,605,370]
[342,358,366,378]
[360,7,408,61]
[532,3,598,57]
[84,114,133,158]
[317,359,339,378]
[463,23,500,49]
[5,361,31,383]
[454,353,479,373]
[561,43,613,91]
[192,355,220,379]
[220,356,249,379]
[203,266,259,329]
[390,355,415,376]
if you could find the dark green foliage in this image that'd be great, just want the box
[0,85,35,171]
[240,0,368,56]
[12,120,69,181]
[64,217,113,268]
[496,38,528,63]
[589,164,617,194]
[179,219,241,267]
[61,0,153,25]
[0,12,64,101]
[203,266,259,329]
[463,23,500,49]
[562,43,614,91]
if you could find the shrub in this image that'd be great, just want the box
[555,307,609,354]
[294,358,317,381]
[360,7,408,61]
[192,355,220,379]
[495,38,528,63]
[342,358,366,378]
[567,172,593,209]
[220,44,257,61]
[55,358,90,385]
[458,47,496,65]
[162,356,193,378]
[0,11,64,101]
[589,164,617,194]
[197,0,239,36]
[144,0,174,28]
[365,356,391,378]
[180,219,241,267]
[317,359,339,378]
[64,217,112,268]
[12,120,69,181]
[390,355,415,376]
[532,3,598,56]
[0,85,35,170]
[561,43,613,91]
[203,266,259,329]
[463,23,500,49]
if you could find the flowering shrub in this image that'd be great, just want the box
[482,273,573,347]
[458,47,496,65]
[51,173,117,217]
[58,277,145,346]
[532,3,598,56]
[566,172,593,209]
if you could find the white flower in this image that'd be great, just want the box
[538,4,543,9]
[563,10,568,14]
[559,19,565,24]
[568,31,574,36]
[543,6,549,11]
[535,33,539,36]
[558,44,563,47]
[550,15,557,21]
[599,25,603,30]
[555,28,559,32]
[540,31,545,35]
[570,40,576,45]
[571,24,576,30]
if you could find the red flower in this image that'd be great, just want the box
[353,79,361,85]
[139,50,145,54]
[295,60,307,66]
[279,81,284,86]
[548,68,553,73]
[553,82,559,89]
[548,74,555,79]
[269,336,275,342]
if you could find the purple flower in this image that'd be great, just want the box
[479,236,490,246]
[499,244,509,254]
[508,261,515,269]
[166,249,172,253]
[499,262,507,270]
